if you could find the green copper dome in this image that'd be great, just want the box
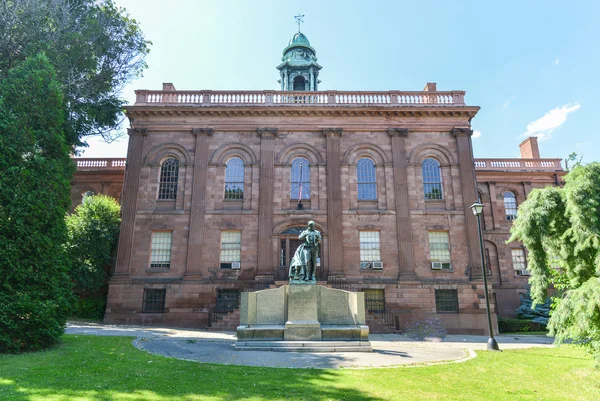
[289,32,310,46]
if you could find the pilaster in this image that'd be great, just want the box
[487,181,500,230]
[113,128,147,276]
[257,128,278,275]
[452,127,482,274]
[388,128,417,279]
[185,128,213,278]
[323,128,343,273]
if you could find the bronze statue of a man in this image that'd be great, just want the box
[289,221,322,283]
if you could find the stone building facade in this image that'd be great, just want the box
[72,32,565,333]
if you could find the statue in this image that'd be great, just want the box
[289,221,322,283]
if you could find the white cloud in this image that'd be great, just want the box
[554,58,560,65]
[523,103,581,140]
[472,130,482,138]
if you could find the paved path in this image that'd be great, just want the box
[66,322,554,369]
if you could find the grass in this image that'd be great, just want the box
[0,335,598,401]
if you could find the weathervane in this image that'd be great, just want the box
[294,14,305,33]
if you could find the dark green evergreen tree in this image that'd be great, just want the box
[510,162,600,360]
[515,287,551,326]
[0,54,75,352]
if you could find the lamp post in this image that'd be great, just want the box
[470,201,501,351]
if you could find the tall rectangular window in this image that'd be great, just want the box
[142,289,166,313]
[435,289,459,313]
[359,231,381,268]
[428,231,451,269]
[220,231,241,269]
[512,249,528,275]
[150,231,172,269]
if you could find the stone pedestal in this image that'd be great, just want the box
[236,285,371,352]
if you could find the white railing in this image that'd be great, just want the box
[474,158,563,171]
[74,158,126,170]
[134,89,467,106]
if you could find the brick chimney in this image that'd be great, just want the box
[520,137,540,159]
[423,82,437,92]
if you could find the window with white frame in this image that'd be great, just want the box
[357,158,377,200]
[150,231,172,268]
[504,192,518,220]
[158,158,179,200]
[220,231,241,269]
[290,157,310,200]
[422,158,443,200]
[359,231,381,268]
[428,231,451,269]
[224,157,244,200]
[512,248,528,275]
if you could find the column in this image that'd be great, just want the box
[185,128,213,278]
[114,128,147,276]
[388,129,417,278]
[323,128,343,274]
[256,128,278,276]
[522,181,532,198]
[452,128,482,273]
[487,181,500,230]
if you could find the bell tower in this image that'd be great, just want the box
[277,15,322,91]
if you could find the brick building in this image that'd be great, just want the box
[72,31,565,333]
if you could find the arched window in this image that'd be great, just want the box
[81,190,95,204]
[158,158,179,200]
[293,76,306,91]
[504,192,517,220]
[224,157,244,200]
[422,158,443,200]
[291,157,310,200]
[357,158,377,200]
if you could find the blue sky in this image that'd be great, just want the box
[81,0,599,163]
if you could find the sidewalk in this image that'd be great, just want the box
[66,322,555,369]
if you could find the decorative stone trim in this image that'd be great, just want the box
[322,128,343,137]
[387,128,409,137]
[451,127,473,137]
[192,128,213,136]
[130,128,148,136]
[257,127,279,138]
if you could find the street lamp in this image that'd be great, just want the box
[470,201,501,351]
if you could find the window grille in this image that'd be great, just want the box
[435,289,459,313]
[428,231,451,265]
[357,158,377,200]
[504,192,518,220]
[216,289,240,312]
[422,158,443,200]
[158,158,179,200]
[290,158,310,200]
[511,249,526,271]
[360,231,381,267]
[150,231,172,269]
[224,157,244,200]
[220,231,241,269]
[363,289,385,312]
[142,289,166,313]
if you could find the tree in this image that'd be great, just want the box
[515,287,551,326]
[509,163,600,360]
[0,54,75,352]
[66,194,121,292]
[0,0,150,147]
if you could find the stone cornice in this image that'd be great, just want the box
[125,106,480,120]
[192,128,213,136]
[257,127,279,138]
[387,128,409,137]
[451,127,473,137]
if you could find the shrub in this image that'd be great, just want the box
[516,288,551,326]
[404,317,447,341]
[73,297,107,321]
[498,317,546,333]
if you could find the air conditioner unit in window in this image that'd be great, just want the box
[516,269,530,276]
[231,262,241,270]
[431,262,443,270]
[372,261,383,270]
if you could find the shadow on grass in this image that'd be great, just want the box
[0,335,383,401]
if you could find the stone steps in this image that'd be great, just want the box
[235,340,373,352]
[208,309,240,331]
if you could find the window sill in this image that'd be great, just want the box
[147,268,170,273]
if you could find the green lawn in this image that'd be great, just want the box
[0,335,599,401]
